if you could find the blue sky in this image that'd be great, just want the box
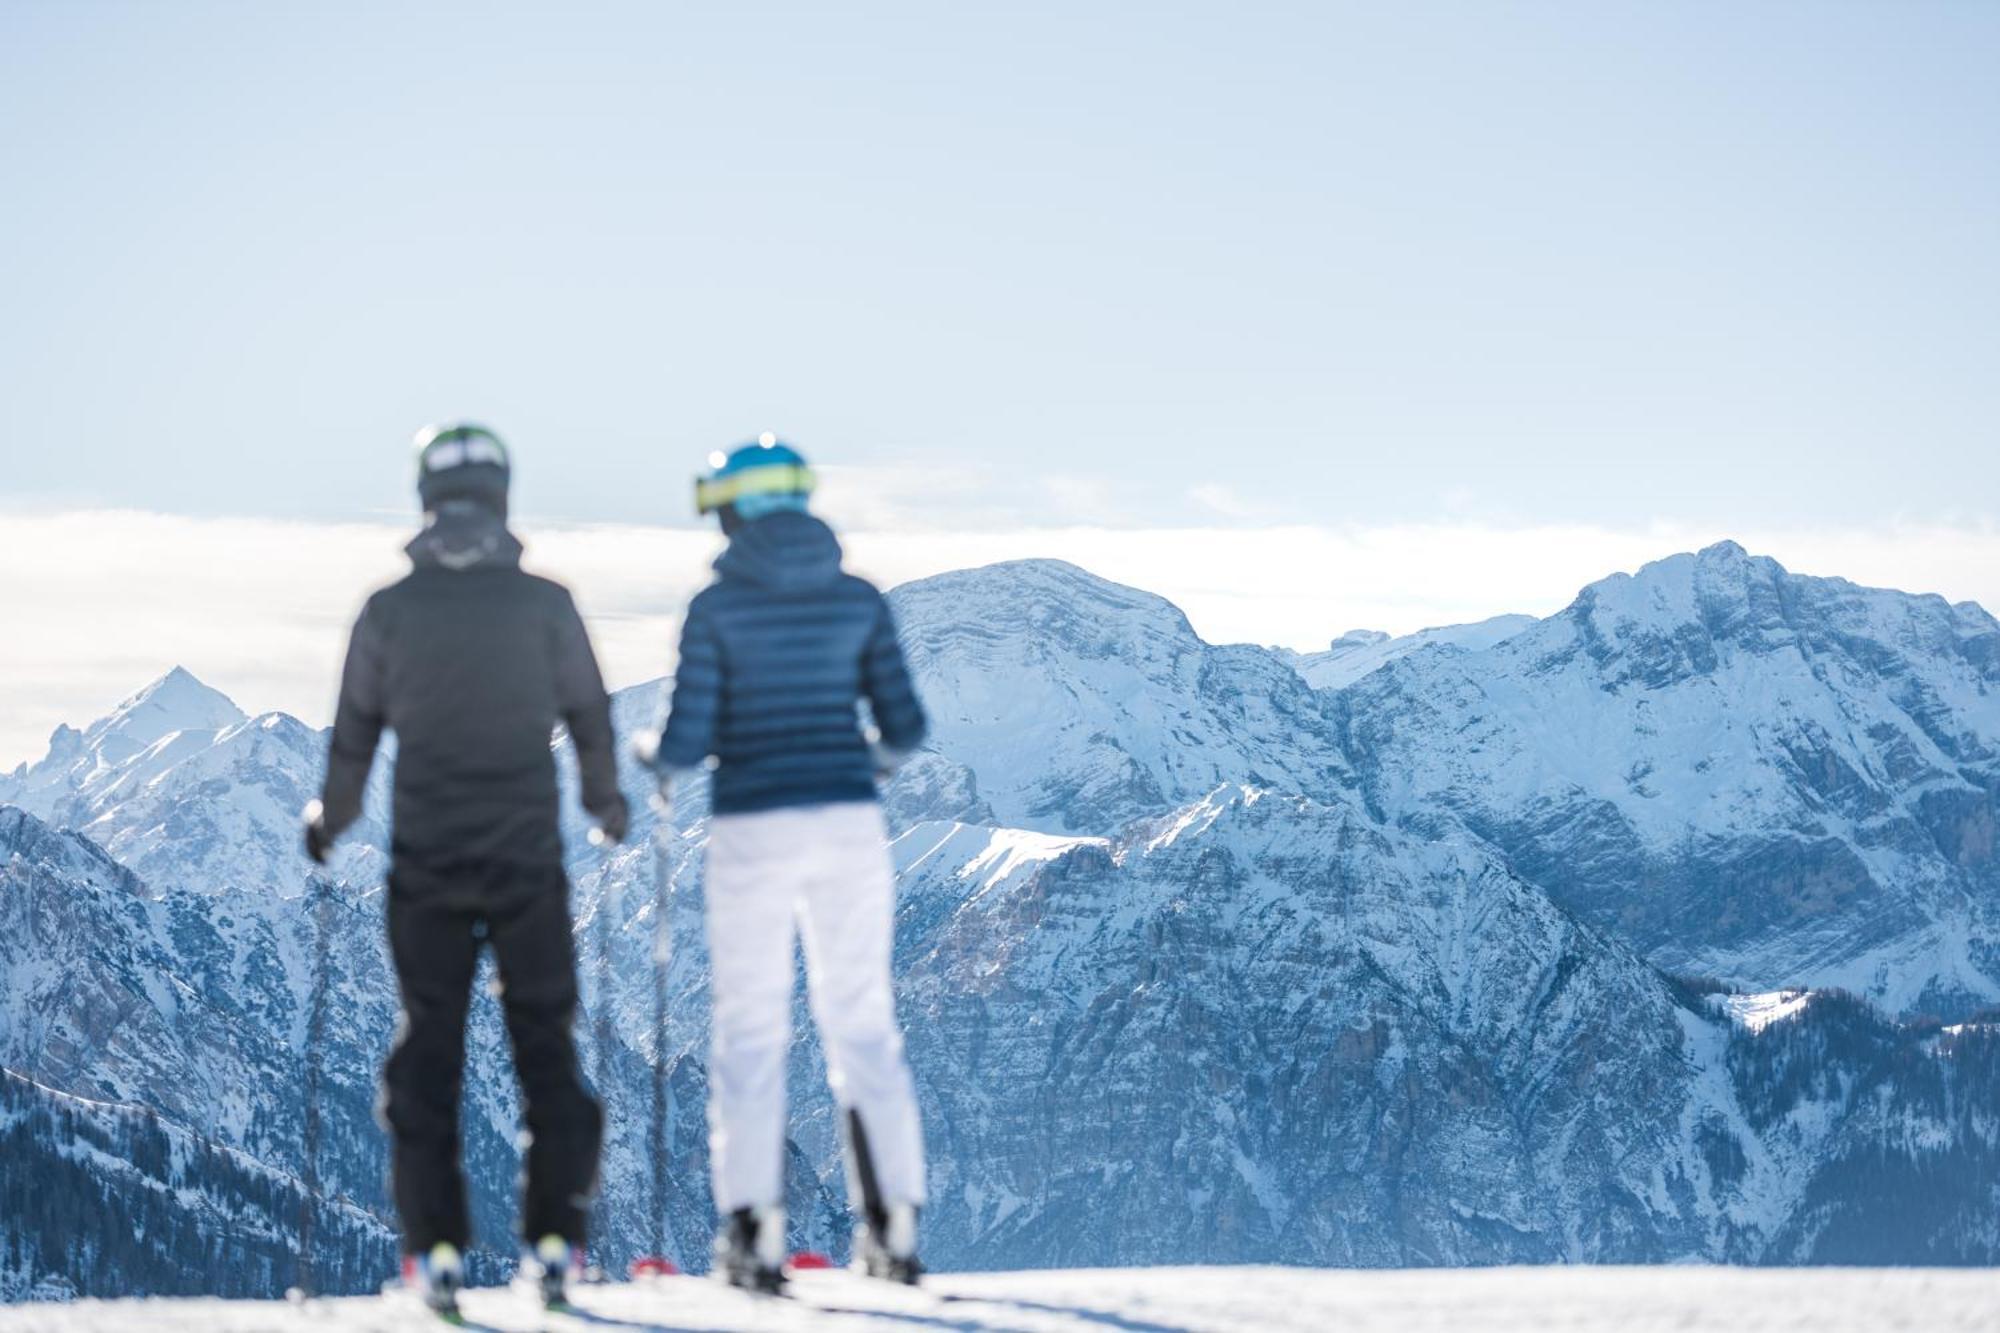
[6,1,1994,525]
[2,2,1998,760]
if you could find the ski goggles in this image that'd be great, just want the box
[417,428,510,475]
[694,463,817,515]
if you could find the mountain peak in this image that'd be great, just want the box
[93,668,247,751]
[1621,540,1784,588]
[1536,539,2000,702]
[896,558,1149,599]
[1574,541,1793,625]
[890,559,1200,642]
[123,665,241,714]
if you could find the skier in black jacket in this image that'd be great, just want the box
[304,423,627,1317]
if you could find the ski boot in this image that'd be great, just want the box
[713,1204,786,1295]
[403,1242,465,1323]
[522,1234,579,1311]
[854,1202,923,1286]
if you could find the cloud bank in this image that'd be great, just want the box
[4,507,1997,769]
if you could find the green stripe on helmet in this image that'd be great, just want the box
[414,423,510,479]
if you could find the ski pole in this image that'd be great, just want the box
[649,817,673,1263]
[624,734,680,1279]
[588,830,621,1279]
[297,872,332,1300]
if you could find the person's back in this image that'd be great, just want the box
[656,506,925,808]
[306,424,626,1317]
[357,560,612,868]
[648,437,929,1292]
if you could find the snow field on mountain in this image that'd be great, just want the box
[1718,991,1815,1034]
[6,1265,1997,1332]
[1286,614,1539,691]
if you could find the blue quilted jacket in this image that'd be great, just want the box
[656,511,928,815]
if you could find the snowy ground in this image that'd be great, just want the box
[2,1265,1995,1332]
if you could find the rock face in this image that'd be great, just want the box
[888,798,1722,1269]
[0,806,396,1300]
[887,560,1349,834]
[4,543,1999,1301]
[1335,542,2000,1016]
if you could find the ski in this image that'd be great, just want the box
[385,1286,467,1327]
[715,1269,788,1298]
[779,1268,945,1322]
[415,1291,469,1327]
[536,1288,584,1320]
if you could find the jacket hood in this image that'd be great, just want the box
[406,500,523,572]
[714,510,845,592]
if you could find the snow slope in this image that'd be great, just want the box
[886,560,1349,834]
[1284,614,1538,690]
[6,1265,1998,1332]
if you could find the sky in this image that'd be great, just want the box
[2,1,1997,764]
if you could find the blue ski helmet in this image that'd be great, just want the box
[414,422,511,511]
[695,433,817,525]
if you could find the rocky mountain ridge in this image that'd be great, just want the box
[4,542,1997,1299]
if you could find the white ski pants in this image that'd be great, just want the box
[703,800,927,1214]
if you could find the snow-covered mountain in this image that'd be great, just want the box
[0,806,399,1301]
[1,669,251,846]
[5,542,1999,1302]
[887,560,1349,834]
[888,794,1726,1267]
[1282,615,1538,691]
[1337,541,2000,1017]
[0,670,384,899]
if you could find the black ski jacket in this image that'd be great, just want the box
[318,505,625,872]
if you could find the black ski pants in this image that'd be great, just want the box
[382,859,602,1254]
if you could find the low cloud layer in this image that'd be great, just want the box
[4,507,1997,769]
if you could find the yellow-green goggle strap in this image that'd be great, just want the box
[694,463,818,515]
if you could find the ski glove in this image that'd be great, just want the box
[593,794,631,847]
[302,799,333,866]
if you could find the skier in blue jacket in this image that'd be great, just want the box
[644,435,928,1291]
